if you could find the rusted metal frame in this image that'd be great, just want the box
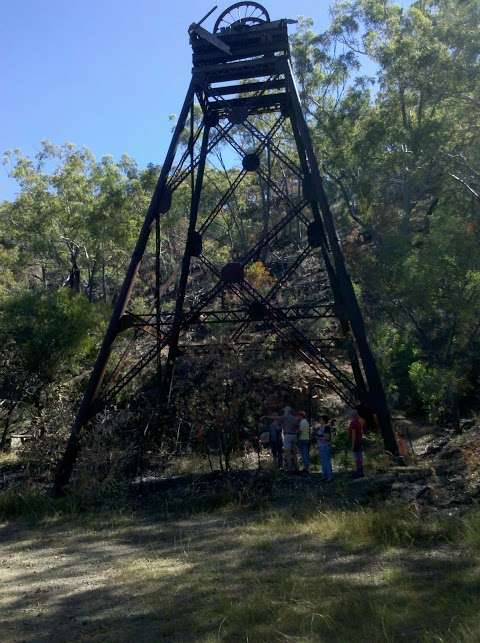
[209,74,284,117]
[168,121,205,188]
[197,255,355,398]
[128,302,335,327]
[280,86,364,395]
[240,199,308,266]
[282,61,379,397]
[53,82,197,496]
[163,123,212,397]
[201,252,352,394]
[206,79,285,97]
[271,71,366,398]
[217,115,285,164]
[155,204,162,389]
[240,280,355,391]
[230,245,313,342]
[102,345,159,404]
[207,93,287,116]
[193,42,287,67]
[181,336,344,351]
[102,280,228,402]
[194,85,209,113]
[197,56,283,83]
[195,116,287,243]
[216,111,285,152]
[255,166,297,215]
[239,279,356,397]
[197,115,283,236]
[103,283,341,406]
[208,73,280,101]
[316,244,367,396]
[101,327,146,393]
[287,116,367,396]
[266,246,314,301]
[168,123,234,192]
[100,300,163,392]
[198,169,247,234]
[230,283,353,403]
[283,59,397,454]
[243,119,302,179]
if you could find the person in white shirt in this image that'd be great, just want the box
[297,411,310,473]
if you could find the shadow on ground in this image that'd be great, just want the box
[1,493,479,643]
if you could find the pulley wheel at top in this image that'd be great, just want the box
[213,2,270,33]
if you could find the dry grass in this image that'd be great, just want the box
[1,496,479,642]
[0,451,19,467]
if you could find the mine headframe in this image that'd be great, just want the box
[54,3,398,495]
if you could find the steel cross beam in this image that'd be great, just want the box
[197,254,355,400]
[230,246,317,343]
[122,302,335,328]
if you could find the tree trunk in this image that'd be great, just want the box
[0,404,16,451]
[102,260,107,302]
[87,260,97,302]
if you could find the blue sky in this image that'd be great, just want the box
[1,1,412,200]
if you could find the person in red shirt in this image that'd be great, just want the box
[348,408,366,478]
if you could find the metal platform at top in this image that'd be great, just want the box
[190,18,290,68]
[189,3,292,102]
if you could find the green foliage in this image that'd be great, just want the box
[0,487,86,523]
[408,362,445,422]
[0,289,105,380]
[1,142,151,299]
[292,0,480,419]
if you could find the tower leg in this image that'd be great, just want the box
[53,83,196,496]
[163,123,211,397]
[283,60,398,457]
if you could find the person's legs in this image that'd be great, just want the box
[271,441,277,465]
[277,438,283,467]
[270,438,283,469]
[317,446,323,476]
[292,439,298,471]
[319,444,332,480]
[283,435,292,471]
[299,440,310,472]
[353,450,364,477]
[324,444,333,480]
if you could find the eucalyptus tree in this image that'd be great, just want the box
[290,0,480,419]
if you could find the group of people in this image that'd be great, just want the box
[260,406,366,480]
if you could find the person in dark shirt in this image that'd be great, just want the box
[269,418,283,468]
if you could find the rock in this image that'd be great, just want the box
[415,485,434,501]
[424,439,449,457]
[438,446,463,460]
[460,419,476,432]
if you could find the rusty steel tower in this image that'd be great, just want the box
[55,3,398,494]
